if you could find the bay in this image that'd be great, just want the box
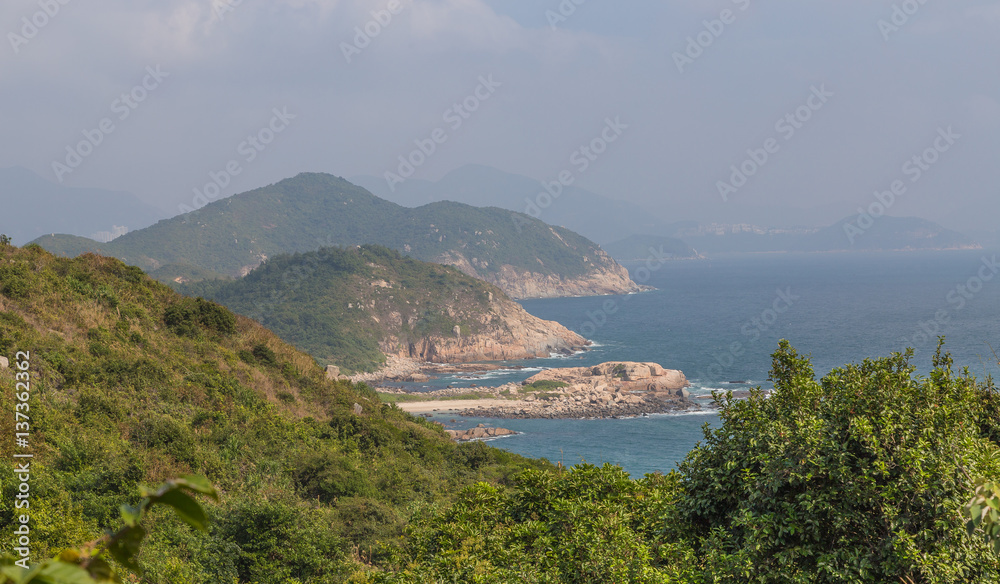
[427,250,1000,477]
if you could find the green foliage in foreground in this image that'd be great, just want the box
[1,477,217,584]
[381,341,1000,582]
[678,341,1000,582]
[2,241,998,583]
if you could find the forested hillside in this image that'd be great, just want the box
[182,245,587,372]
[0,242,549,582]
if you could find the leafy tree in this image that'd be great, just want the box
[679,340,1000,583]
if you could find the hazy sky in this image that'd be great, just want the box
[3,0,998,230]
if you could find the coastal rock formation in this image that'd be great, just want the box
[380,293,589,364]
[438,249,647,300]
[380,362,701,419]
[525,361,689,393]
[459,361,694,419]
[445,424,517,441]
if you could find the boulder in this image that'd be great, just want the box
[622,363,651,381]
[353,403,363,415]
[675,388,691,399]
[647,363,667,377]
[325,365,340,379]
[0,356,8,369]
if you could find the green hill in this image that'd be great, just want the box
[32,173,639,299]
[0,242,548,581]
[181,245,588,372]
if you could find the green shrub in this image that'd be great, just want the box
[251,344,278,367]
[164,297,236,338]
[523,379,569,392]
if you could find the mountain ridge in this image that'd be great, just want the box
[31,172,642,299]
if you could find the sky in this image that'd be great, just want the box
[2,0,998,231]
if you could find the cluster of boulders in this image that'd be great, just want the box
[445,424,517,441]
[526,361,690,393]
[460,361,702,419]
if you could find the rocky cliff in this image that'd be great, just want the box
[439,249,644,300]
[381,291,589,362]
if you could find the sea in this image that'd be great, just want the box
[415,250,1000,477]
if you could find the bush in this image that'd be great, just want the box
[251,344,279,367]
[522,379,569,392]
[164,297,237,338]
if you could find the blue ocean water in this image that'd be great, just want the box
[426,250,1000,476]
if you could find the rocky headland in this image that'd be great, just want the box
[382,361,707,420]
[440,252,651,299]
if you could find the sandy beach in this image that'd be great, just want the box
[395,398,528,414]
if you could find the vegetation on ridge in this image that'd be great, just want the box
[31,173,618,285]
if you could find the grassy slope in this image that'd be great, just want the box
[181,245,502,372]
[0,243,550,583]
[33,173,610,281]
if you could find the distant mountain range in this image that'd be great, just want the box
[0,166,164,245]
[31,172,641,299]
[663,216,981,254]
[352,164,662,245]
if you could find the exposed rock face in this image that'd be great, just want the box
[380,294,589,364]
[438,249,647,300]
